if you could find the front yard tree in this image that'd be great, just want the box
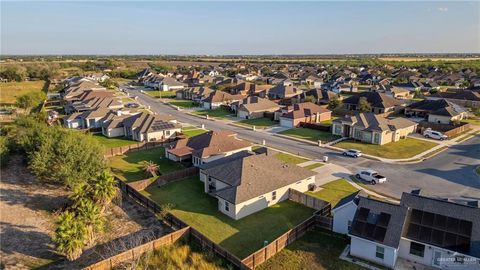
[143,161,159,177]
[358,97,372,112]
[53,211,88,261]
[327,96,341,110]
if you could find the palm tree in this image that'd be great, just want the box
[77,200,104,247]
[53,211,87,261]
[68,182,92,209]
[92,171,117,209]
[143,161,159,177]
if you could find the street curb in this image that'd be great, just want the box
[273,133,319,146]
[228,122,256,131]
[185,112,217,122]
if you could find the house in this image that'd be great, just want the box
[374,85,414,100]
[232,96,280,119]
[428,89,480,108]
[165,130,252,166]
[229,82,273,96]
[199,153,316,220]
[349,191,480,269]
[102,112,180,142]
[158,77,187,91]
[405,99,468,124]
[332,113,417,145]
[279,102,332,128]
[331,191,364,234]
[201,91,243,109]
[291,89,339,105]
[266,84,301,99]
[342,92,403,115]
[177,87,214,102]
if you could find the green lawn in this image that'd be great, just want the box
[464,118,480,126]
[108,147,184,182]
[279,128,338,143]
[144,90,177,98]
[335,138,438,159]
[274,152,309,165]
[181,127,209,138]
[169,100,197,108]
[257,229,363,270]
[307,179,359,208]
[192,108,233,118]
[303,162,324,170]
[319,116,338,125]
[237,118,278,129]
[142,178,315,259]
[0,80,46,105]
[91,134,139,148]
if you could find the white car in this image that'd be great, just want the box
[423,128,448,141]
[342,149,362,158]
[356,169,387,185]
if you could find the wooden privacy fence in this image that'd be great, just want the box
[104,139,176,157]
[288,188,331,214]
[126,167,199,192]
[83,227,191,270]
[316,215,333,230]
[417,121,471,138]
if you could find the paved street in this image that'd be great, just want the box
[126,87,480,200]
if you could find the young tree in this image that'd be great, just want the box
[76,200,104,246]
[358,97,372,112]
[304,95,317,103]
[143,161,159,177]
[91,171,117,208]
[53,211,88,261]
[16,91,46,113]
[327,96,341,110]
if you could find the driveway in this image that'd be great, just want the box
[124,87,480,200]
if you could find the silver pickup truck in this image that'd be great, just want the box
[356,169,387,185]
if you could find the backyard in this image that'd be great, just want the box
[335,138,438,159]
[0,80,46,105]
[279,128,338,143]
[181,126,209,138]
[257,229,363,270]
[236,118,278,129]
[91,134,138,148]
[192,107,233,118]
[142,178,315,259]
[307,179,359,207]
[108,147,184,182]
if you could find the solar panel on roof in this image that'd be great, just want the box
[411,209,422,223]
[351,220,365,235]
[422,212,435,226]
[406,223,421,239]
[446,217,459,233]
[434,214,447,229]
[357,207,370,221]
[365,223,376,238]
[458,220,472,236]
[377,213,391,227]
[373,227,387,242]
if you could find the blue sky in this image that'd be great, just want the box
[1,1,479,55]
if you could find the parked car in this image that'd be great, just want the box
[356,169,386,185]
[126,103,140,108]
[423,128,448,141]
[342,149,362,158]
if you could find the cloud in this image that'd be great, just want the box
[437,7,448,12]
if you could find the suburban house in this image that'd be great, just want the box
[165,130,252,166]
[232,96,280,119]
[405,99,468,124]
[266,84,302,99]
[177,87,214,102]
[278,102,332,128]
[158,77,187,91]
[349,191,480,269]
[342,92,403,115]
[229,82,273,96]
[374,85,414,100]
[331,191,363,235]
[62,79,107,100]
[332,112,417,145]
[199,153,316,220]
[291,89,339,105]
[428,89,480,108]
[201,91,243,109]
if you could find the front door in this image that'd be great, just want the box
[343,125,350,137]
[432,250,442,268]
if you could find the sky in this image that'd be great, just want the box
[1,1,479,55]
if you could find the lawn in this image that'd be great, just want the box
[257,229,363,270]
[182,127,209,138]
[279,128,338,143]
[464,117,480,126]
[236,118,278,129]
[109,147,184,182]
[303,162,324,170]
[274,152,309,165]
[144,90,177,98]
[169,100,197,108]
[319,116,338,125]
[335,138,438,159]
[192,108,233,118]
[91,134,139,148]
[0,81,46,105]
[142,178,315,259]
[307,179,359,208]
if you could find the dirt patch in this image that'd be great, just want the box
[0,155,68,269]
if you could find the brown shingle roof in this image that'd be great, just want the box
[282,102,331,120]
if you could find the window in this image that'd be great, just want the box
[374,133,380,144]
[224,202,229,212]
[165,130,171,136]
[334,124,342,134]
[272,191,277,200]
[409,242,425,257]
[375,246,385,259]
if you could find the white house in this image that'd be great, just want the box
[331,191,362,234]
[348,191,480,269]
[199,153,316,220]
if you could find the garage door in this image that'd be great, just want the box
[280,118,293,128]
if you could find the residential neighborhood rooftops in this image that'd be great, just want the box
[407,99,466,117]
[236,96,279,112]
[334,112,416,132]
[207,154,316,204]
[342,92,402,109]
[282,102,331,120]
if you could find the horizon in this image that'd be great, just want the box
[2,1,479,55]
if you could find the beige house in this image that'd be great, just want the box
[232,96,280,119]
[405,99,468,125]
[199,153,316,220]
[279,102,332,128]
[332,113,417,145]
